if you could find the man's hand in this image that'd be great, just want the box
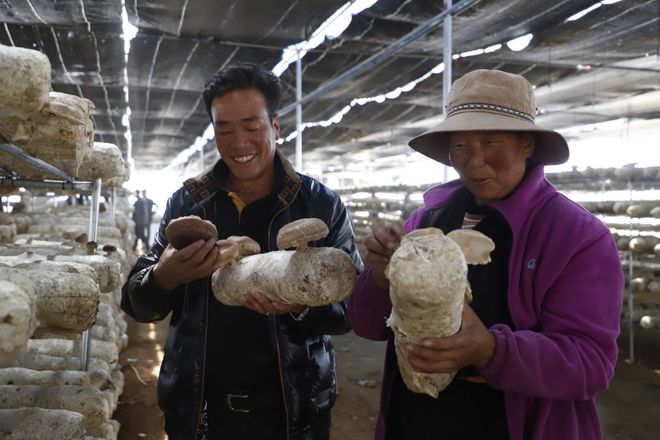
[363,222,404,289]
[405,304,496,374]
[241,291,307,316]
[152,238,225,292]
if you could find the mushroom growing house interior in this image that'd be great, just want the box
[1,0,660,438]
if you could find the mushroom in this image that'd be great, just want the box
[102,244,117,254]
[165,215,218,250]
[210,236,260,270]
[224,236,261,256]
[74,232,88,246]
[276,218,329,250]
[85,241,98,255]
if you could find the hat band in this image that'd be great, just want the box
[447,102,535,122]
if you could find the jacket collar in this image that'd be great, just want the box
[422,164,555,233]
[183,149,301,207]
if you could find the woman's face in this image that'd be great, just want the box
[448,131,534,205]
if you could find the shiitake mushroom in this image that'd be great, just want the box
[165,215,218,250]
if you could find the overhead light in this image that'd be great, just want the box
[484,44,502,53]
[272,0,380,76]
[566,3,602,21]
[459,48,484,58]
[506,33,533,52]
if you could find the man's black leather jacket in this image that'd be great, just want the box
[121,151,363,439]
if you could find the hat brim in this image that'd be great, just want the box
[408,110,570,166]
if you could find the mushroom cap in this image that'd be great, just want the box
[85,241,98,255]
[165,215,218,250]
[276,218,329,250]
[226,235,261,256]
[102,244,117,254]
[446,228,495,265]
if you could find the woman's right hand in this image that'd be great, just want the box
[364,222,404,289]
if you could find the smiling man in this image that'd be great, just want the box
[121,62,362,440]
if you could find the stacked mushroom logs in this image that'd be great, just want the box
[0,44,128,187]
[0,254,127,438]
[384,227,494,397]
[0,202,134,439]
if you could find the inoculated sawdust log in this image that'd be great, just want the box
[0,266,99,332]
[0,385,109,430]
[0,91,94,178]
[0,407,85,440]
[213,218,357,307]
[385,228,494,397]
[0,367,110,388]
[0,280,37,367]
[0,44,51,120]
[76,142,125,180]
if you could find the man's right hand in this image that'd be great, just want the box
[152,238,223,292]
[363,222,404,289]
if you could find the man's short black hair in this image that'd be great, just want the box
[202,62,282,121]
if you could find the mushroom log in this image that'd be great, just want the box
[212,218,356,307]
[386,228,494,397]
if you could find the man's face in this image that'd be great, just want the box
[211,88,279,186]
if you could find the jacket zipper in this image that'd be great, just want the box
[195,205,210,436]
[268,182,300,440]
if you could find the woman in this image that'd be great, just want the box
[347,69,623,440]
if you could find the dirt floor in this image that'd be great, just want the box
[114,316,660,440]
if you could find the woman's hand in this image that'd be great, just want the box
[152,238,224,292]
[406,304,496,373]
[363,222,404,289]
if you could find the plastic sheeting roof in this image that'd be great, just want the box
[1,0,659,173]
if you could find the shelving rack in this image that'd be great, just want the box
[0,141,101,370]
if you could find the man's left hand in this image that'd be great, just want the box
[405,304,496,374]
[241,291,307,316]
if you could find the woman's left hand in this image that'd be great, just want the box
[406,304,496,374]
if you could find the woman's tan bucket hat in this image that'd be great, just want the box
[409,69,569,166]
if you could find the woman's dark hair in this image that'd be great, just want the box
[202,62,281,121]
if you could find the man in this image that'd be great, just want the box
[132,189,157,252]
[121,62,362,440]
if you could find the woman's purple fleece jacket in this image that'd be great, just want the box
[347,165,624,440]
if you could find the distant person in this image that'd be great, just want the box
[133,189,157,251]
[121,62,362,439]
[348,69,624,440]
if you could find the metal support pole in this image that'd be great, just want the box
[442,0,453,183]
[295,49,303,171]
[81,177,102,371]
[627,179,635,363]
[0,177,94,192]
[443,0,452,120]
[87,178,102,242]
[0,142,77,181]
[110,187,117,222]
[628,251,635,363]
